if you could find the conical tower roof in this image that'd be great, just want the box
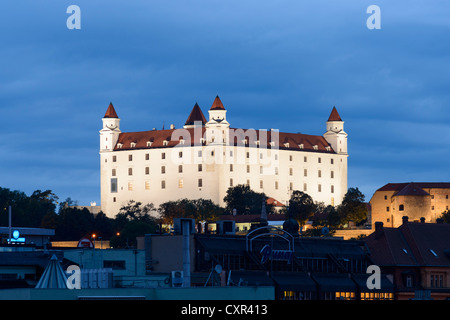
[35,255,68,289]
[104,102,119,118]
[327,106,342,121]
[185,102,207,126]
[210,95,225,110]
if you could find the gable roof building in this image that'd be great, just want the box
[365,217,450,299]
[99,96,348,217]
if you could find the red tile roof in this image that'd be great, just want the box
[104,102,118,118]
[114,127,335,153]
[210,95,225,110]
[377,182,450,193]
[365,221,450,266]
[185,103,207,126]
[327,106,342,121]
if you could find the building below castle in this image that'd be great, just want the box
[99,96,348,218]
[370,182,450,228]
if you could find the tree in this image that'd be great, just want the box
[287,190,315,229]
[111,200,158,248]
[158,198,224,225]
[440,210,450,224]
[338,187,368,225]
[55,206,95,241]
[223,184,273,215]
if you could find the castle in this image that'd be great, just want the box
[99,96,348,217]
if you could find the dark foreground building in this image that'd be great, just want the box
[145,222,394,300]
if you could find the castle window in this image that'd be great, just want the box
[161,180,166,189]
[331,171,334,179]
[290,182,293,191]
[275,181,279,190]
[260,180,264,189]
[303,183,307,192]
[161,166,166,174]
[284,143,289,148]
[198,164,202,172]
[275,167,278,175]
[246,179,250,187]
[161,152,166,160]
[318,170,321,178]
[178,165,183,173]
[163,140,169,146]
[260,166,263,174]
[304,169,307,177]
[128,154,133,161]
[128,182,133,191]
[111,178,118,193]
[178,179,183,188]
[130,142,136,148]
[229,164,233,172]
[325,146,331,151]
[318,157,321,163]
[289,155,293,161]
[386,207,390,212]
[179,151,183,158]
[247,165,250,173]
[198,150,202,157]
[230,178,233,187]
[304,156,307,162]
[198,179,203,188]
[431,195,434,199]
[117,143,123,149]
[399,204,404,211]
[331,159,334,164]
[112,169,116,176]
[431,206,435,211]
[289,168,293,176]
[146,141,153,147]
[128,168,133,176]
[331,185,334,193]
[384,195,388,200]
[318,184,322,192]
[113,156,117,162]
[299,144,304,149]
[313,145,318,150]
[145,167,149,175]
[145,153,149,160]
[145,181,150,190]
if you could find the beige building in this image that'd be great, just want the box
[370,182,450,228]
[99,96,348,218]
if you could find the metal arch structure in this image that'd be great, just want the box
[245,225,295,253]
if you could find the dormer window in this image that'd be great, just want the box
[313,145,318,150]
[325,146,331,151]
[179,139,185,145]
[147,141,153,147]
[130,142,136,148]
[269,141,275,147]
[117,143,123,149]
[284,142,289,148]
[299,144,304,149]
[163,139,169,146]
[200,138,206,145]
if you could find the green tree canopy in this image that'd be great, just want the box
[223,184,274,215]
[338,187,368,225]
[158,198,224,225]
[286,190,315,228]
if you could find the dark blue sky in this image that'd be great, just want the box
[1,0,449,206]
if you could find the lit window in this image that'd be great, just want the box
[178,179,183,188]
[128,182,133,191]
[145,181,150,190]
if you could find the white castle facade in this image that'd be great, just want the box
[99,96,348,218]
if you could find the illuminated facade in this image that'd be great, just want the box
[370,182,450,228]
[100,96,348,217]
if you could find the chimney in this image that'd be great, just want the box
[374,221,384,239]
[420,217,425,223]
[402,216,409,225]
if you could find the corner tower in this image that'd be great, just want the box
[323,106,347,154]
[205,95,230,144]
[100,102,121,152]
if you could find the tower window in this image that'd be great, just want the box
[129,154,133,161]
[128,168,133,176]
[399,204,404,211]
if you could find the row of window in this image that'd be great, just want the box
[386,204,449,212]
[111,177,335,193]
[113,165,336,178]
[110,152,338,164]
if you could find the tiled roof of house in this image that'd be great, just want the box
[365,220,450,267]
